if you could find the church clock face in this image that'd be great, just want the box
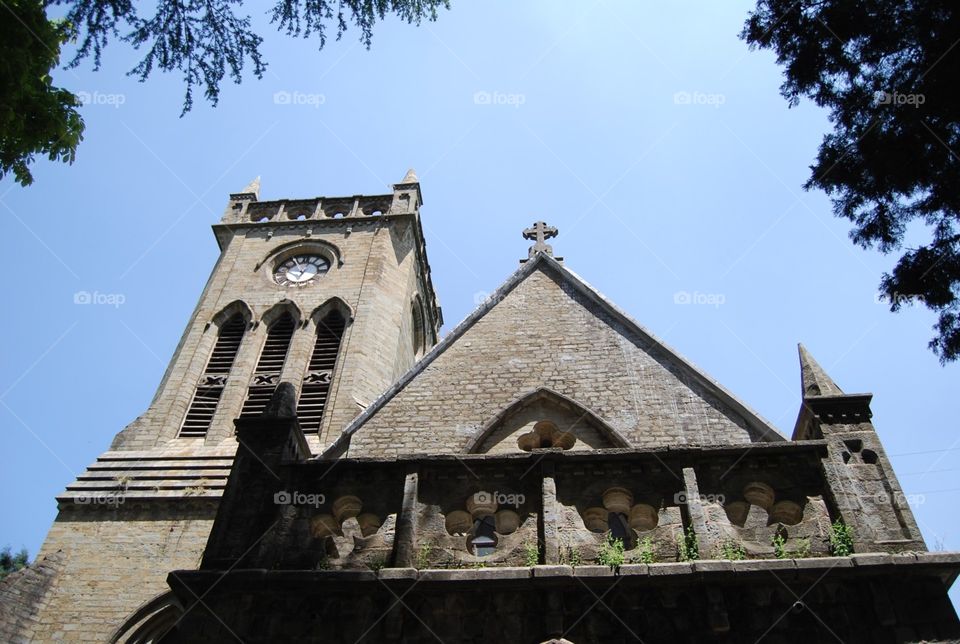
[273,254,330,286]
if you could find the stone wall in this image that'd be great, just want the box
[349,265,769,458]
[26,503,215,642]
[164,560,960,643]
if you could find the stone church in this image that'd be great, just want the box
[2,172,959,642]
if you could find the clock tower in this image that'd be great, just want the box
[16,171,441,640]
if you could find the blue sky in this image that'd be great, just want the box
[2,0,957,600]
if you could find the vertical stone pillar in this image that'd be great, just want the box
[541,463,560,565]
[201,383,306,569]
[393,468,419,567]
[682,467,719,557]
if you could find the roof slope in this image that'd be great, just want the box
[323,254,783,458]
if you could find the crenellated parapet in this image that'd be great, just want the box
[219,169,422,227]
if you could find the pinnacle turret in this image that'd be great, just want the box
[798,343,843,397]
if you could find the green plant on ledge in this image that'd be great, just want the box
[415,542,433,569]
[774,532,812,559]
[560,545,582,568]
[523,541,540,567]
[637,536,656,564]
[716,540,746,561]
[367,556,386,572]
[773,532,787,559]
[829,520,854,556]
[677,526,699,562]
[597,536,625,570]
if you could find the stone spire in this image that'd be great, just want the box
[239,176,261,199]
[400,168,419,184]
[798,343,843,397]
[523,221,559,258]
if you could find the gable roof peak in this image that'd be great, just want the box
[317,254,785,459]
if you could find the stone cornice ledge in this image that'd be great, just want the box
[171,552,960,595]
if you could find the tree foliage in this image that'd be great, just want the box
[1,0,84,187]
[742,1,960,363]
[1,0,448,185]
[0,546,29,580]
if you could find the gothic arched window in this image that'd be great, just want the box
[179,313,246,437]
[240,312,295,417]
[411,295,426,358]
[296,310,346,434]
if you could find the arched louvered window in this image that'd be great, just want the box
[240,312,296,417]
[297,310,346,434]
[180,313,246,437]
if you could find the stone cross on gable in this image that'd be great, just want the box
[523,221,558,258]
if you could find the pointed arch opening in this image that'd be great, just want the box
[466,388,631,454]
[108,591,182,643]
[180,313,247,437]
[297,309,347,434]
[411,293,426,358]
[240,311,296,418]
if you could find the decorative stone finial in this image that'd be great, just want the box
[239,176,261,199]
[798,344,844,397]
[400,168,418,184]
[262,382,297,418]
[523,221,559,258]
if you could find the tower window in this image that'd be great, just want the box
[297,310,346,434]
[411,296,426,357]
[180,313,246,437]
[240,312,295,417]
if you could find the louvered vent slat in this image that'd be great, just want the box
[179,314,246,437]
[297,311,345,434]
[240,313,295,418]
